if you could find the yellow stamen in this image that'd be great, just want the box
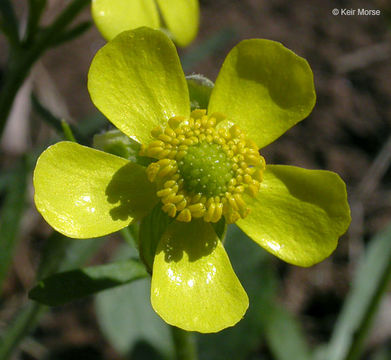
[143,110,265,223]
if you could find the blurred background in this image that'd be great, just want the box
[1,0,391,359]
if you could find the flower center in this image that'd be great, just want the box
[178,142,233,197]
[141,109,265,223]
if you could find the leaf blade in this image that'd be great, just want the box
[0,159,29,293]
[326,224,391,360]
[29,259,148,306]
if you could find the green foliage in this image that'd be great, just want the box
[186,74,214,110]
[95,245,174,357]
[93,129,153,166]
[0,233,106,359]
[0,158,29,293]
[96,278,174,358]
[0,3,390,359]
[326,224,391,360]
[198,225,311,360]
[29,259,148,306]
[139,204,173,272]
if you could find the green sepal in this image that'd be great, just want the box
[211,216,227,241]
[139,204,173,273]
[186,74,214,111]
[93,129,153,166]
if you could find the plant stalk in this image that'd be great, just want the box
[0,302,46,360]
[170,326,197,360]
[0,0,90,141]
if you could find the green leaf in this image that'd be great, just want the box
[0,232,105,359]
[326,224,391,360]
[31,93,81,141]
[186,74,214,111]
[0,0,19,45]
[37,232,106,280]
[93,129,153,166]
[211,216,227,241]
[0,159,29,293]
[139,204,172,272]
[29,259,148,306]
[24,0,47,44]
[60,120,76,142]
[50,20,92,47]
[263,305,312,360]
[95,277,173,357]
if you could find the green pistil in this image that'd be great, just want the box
[178,142,234,197]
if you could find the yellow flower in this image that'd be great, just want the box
[92,0,199,46]
[33,28,351,333]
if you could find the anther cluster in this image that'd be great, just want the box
[141,109,265,223]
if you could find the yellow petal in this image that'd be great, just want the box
[156,0,199,47]
[208,39,316,149]
[151,220,248,333]
[91,0,160,41]
[34,141,158,238]
[88,28,190,144]
[237,165,351,266]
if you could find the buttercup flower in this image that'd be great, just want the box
[92,0,199,46]
[34,28,351,333]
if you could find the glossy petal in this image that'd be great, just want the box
[156,0,199,47]
[208,39,316,149]
[151,220,248,333]
[237,165,351,267]
[34,142,157,238]
[88,28,190,144]
[91,0,160,41]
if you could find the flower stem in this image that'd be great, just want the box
[0,0,90,141]
[170,326,197,360]
[0,302,47,360]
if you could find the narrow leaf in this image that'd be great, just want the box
[29,259,148,306]
[326,224,391,360]
[0,0,19,45]
[0,232,105,358]
[0,159,29,293]
[264,305,312,360]
[50,20,92,47]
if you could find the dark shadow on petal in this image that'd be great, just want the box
[158,220,218,263]
[105,162,158,221]
[235,42,314,111]
[268,165,349,235]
